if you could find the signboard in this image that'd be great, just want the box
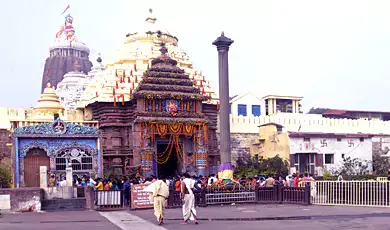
[131,184,154,209]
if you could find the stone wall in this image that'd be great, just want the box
[0,188,44,212]
[216,133,258,165]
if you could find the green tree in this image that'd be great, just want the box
[372,147,390,176]
[234,155,289,177]
[0,163,11,188]
[336,156,370,176]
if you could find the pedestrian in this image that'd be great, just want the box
[181,172,199,225]
[144,175,169,226]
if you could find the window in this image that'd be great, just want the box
[325,154,334,164]
[237,104,247,116]
[360,138,364,142]
[337,138,342,142]
[55,148,93,171]
[303,138,310,142]
[252,105,261,117]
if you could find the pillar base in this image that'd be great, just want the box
[218,162,234,180]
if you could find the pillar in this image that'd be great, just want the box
[213,32,234,180]
[292,100,296,113]
[268,99,273,115]
[273,99,277,113]
[15,137,19,188]
[97,138,102,177]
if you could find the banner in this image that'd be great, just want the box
[130,184,153,209]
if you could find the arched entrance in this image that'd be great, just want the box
[24,148,50,187]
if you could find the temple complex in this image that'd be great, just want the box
[41,13,93,92]
[87,34,219,176]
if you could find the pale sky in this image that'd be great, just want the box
[1,0,390,112]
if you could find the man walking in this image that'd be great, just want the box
[145,176,169,225]
[181,173,199,225]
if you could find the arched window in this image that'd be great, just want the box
[55,148,93,171]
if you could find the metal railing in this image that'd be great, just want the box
[166,184,310,207]
[312,181,390,207]
[94,190,124,210]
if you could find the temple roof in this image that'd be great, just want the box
[133,43,209,101]
[79,9,217,107]
[34,82,64,111]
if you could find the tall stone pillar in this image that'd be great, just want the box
[213,32,234,180]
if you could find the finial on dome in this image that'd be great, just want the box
[146,8,156,23]
[46,81,52,88]
[97,53,102,63]
[221,31,225,36]
[160,45,168,55]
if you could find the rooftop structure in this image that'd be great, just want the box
[27,82,64,121]
[78,9,217,108]
[41,13,93,92]
[322,109,390,121]
[262,95,303,115]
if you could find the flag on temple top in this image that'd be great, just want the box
[61,5,70,15]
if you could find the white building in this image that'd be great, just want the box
[289,132,373,175]
[229,92,265,118]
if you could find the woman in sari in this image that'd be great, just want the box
[181,173,199,225]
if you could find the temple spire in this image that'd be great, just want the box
[145,8,156,24]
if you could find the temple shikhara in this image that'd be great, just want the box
[1,9,219,187]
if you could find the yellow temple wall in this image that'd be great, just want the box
[256,125,290,161]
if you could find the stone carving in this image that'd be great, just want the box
[53,142,97,156]
[21,141,50,158]
[14,119,99,136]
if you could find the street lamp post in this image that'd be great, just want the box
[213,32,234,179]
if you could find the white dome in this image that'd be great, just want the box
[50,39,90,54]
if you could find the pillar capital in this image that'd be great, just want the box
[212,32,234,51]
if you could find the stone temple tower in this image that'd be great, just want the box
[41,13,93,92]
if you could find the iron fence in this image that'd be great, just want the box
[312,181,390,207]
[166,184,310,207]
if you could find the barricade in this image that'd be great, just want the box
[94,190,124,210]
[312,181,390,207]
[166,184,310,208]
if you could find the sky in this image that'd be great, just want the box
[1,0,390,112]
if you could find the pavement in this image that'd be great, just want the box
[0,210,121,230]
[1,204,390,229]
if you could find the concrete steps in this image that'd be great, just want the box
[41,198,86,212]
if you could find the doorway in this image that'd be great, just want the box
[156,142,180,177]
[294,153,316,174]
[24,148,50,187]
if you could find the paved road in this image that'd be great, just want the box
[130,204,390,230]
[1,205,390,230]
[0,211,121,230]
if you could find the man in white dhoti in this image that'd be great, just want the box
[144,176,169,226]
[181,173,199,225]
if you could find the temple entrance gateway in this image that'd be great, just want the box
[156,141,180,177]
[24,148,50,187]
